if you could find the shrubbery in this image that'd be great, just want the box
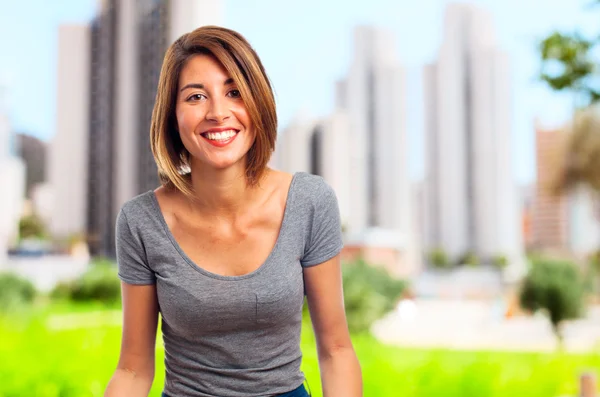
[427,248,450,269]
[519,258,585,347]
[302,258,407,334]
[18,213,49,241]
[491,254,508,269]
[0,272,37,312]
[51,258,121,305]
[456,251,480,267]
[341,259,407,334]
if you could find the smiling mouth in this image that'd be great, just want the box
[200,129,239,147]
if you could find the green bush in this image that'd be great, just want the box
[428,248,450,269]
[341,259,407,334]
[492,254,508,269]
[302,259,407,334]
[589,250,600,294]
[0,272,36,312]
[456,251,480,267]
[51,259,121,305]
[18,213,49,240]
[519,259,585,347]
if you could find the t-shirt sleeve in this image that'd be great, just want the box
[300,179,344,267]
[115,208,156,285]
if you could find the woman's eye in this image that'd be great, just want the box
[188,94,206,101]
[228,90,241,98]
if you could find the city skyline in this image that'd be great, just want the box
[0,0,597,185]
[276,25,422,277]
[277,26,412,236]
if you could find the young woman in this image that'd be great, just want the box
[104,26,362,397]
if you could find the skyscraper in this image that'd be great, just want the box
[49,24,91,242]
[87,2,117,257]
[86,0,222,257]
[531,124,569,251]
[277,111,352,228]
[16,133,47,198]
[0,93,25,265]
[424,4,523,265]
[336,26,410,236]
[532,122,600,255]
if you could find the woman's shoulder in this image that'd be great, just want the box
[290,171,330,193]
[117,188,163,231]
[292,172,336,199]
[286,172,338,216]
[120,189,157,215]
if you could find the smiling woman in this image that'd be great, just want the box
[175,55,254,171]
[150,26,277,196]
[104,26,362,397]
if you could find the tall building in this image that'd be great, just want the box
[0,95,25,265]
[567,187,600,255]
[86,0,221,257]
[48,24,91,242]
[336,26,411,236]
[16,133,47,198]
[424,3,523,265]
[531,124,569,251]
[87,4,117,257]
[277,111,352,228]
[532,123,600,255]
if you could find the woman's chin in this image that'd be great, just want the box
[193,157,246,172]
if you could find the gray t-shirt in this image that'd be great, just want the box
[115,172,343,397]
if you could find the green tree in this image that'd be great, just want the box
[539,31,599,107]
[519,259,585,348]
[538,2,600,255]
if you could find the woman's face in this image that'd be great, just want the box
[175,54,254,173]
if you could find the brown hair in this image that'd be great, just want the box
[150,26,277,196]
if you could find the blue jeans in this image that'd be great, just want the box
[161,383,310,397]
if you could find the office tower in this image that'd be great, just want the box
[0,100,25,265]
[531,124,569,251]
[532,123,600,255]
[336,26,410,236]
[277,111,352,228]
[16,133,47,198]
[49,24,91,241]
[424,3,523,264]
[87,3,117,257]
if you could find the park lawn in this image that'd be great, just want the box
[0,304,598,397]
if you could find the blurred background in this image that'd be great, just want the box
[1,0,600,396]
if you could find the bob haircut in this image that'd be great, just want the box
[150,26,277,196]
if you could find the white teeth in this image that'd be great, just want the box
[204,130,237,141]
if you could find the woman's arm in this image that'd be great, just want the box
[304,254,363,397]
[104,282,159,397]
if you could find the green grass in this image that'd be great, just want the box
[0,304,598,397]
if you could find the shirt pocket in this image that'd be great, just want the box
[255,270,304,325]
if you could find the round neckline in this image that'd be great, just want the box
[147,172,299,281]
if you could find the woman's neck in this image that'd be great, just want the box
[187,162,267,220]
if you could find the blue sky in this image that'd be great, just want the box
[0,0,597,184]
